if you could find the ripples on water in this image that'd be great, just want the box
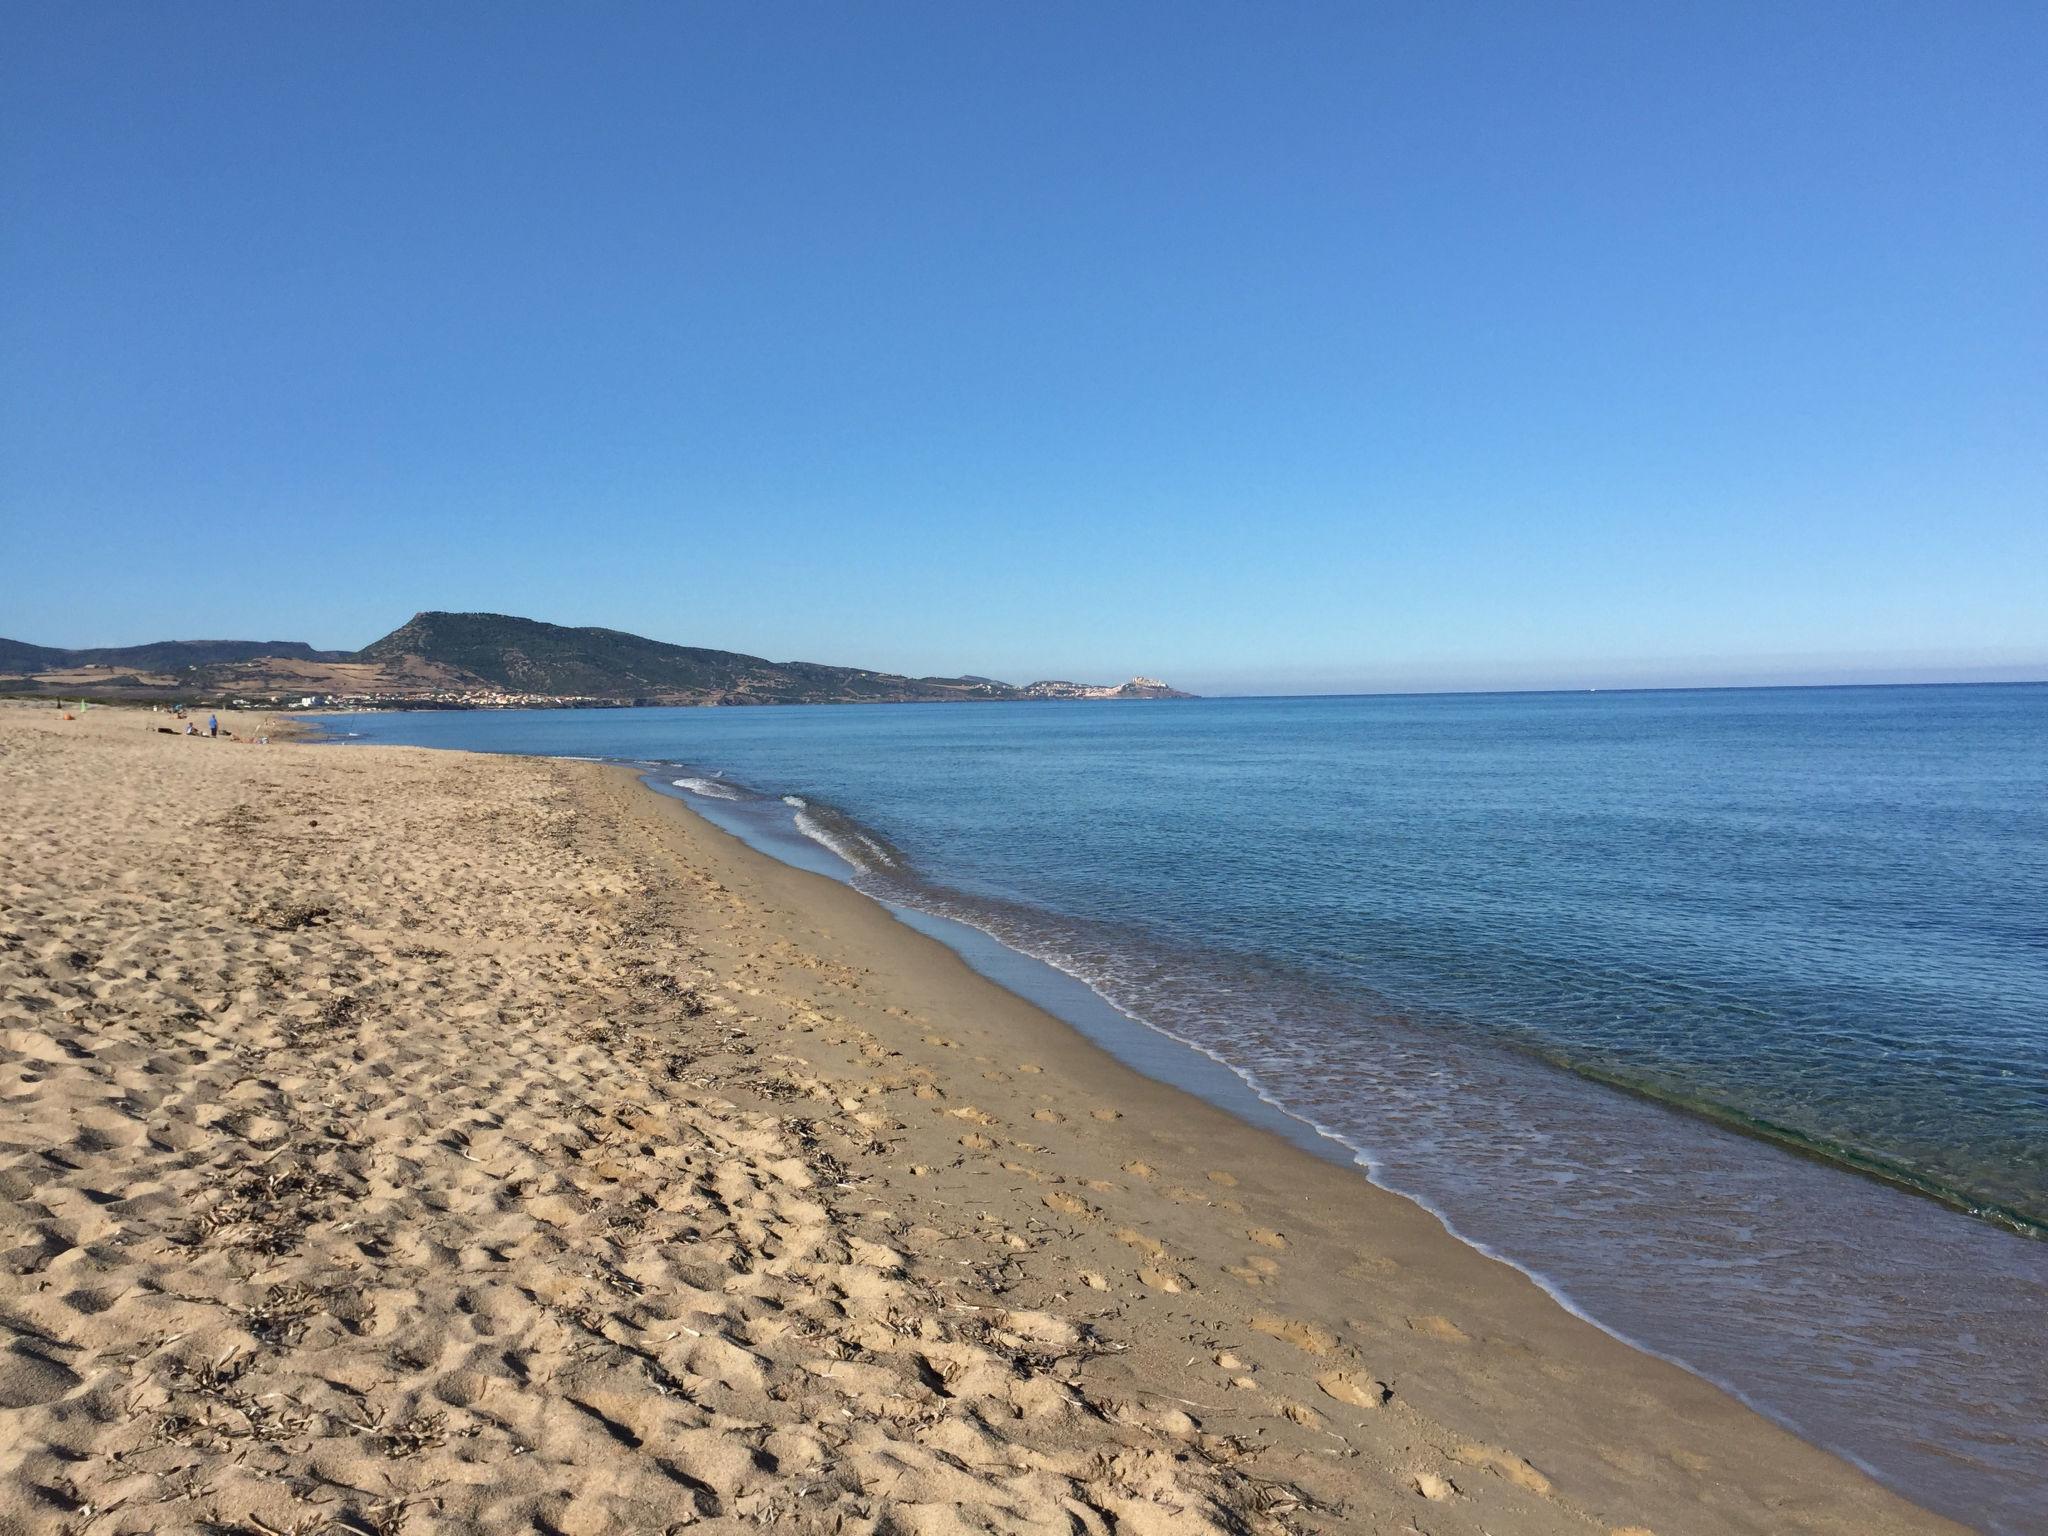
[341,685,2048,1532]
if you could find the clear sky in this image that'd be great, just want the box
[4,3,2043,694]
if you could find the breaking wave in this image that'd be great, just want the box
[792,806,904,873]
[671,775,745,802]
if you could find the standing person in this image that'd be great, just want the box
[207,713,219,738]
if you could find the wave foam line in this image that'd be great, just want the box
[671,776,745,801]
[793,809,899,872]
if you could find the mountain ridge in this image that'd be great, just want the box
[0,611,1193,707]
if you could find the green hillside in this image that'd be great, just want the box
[356,612,1012,702]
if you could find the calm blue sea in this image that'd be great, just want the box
[335,684,2048,1532]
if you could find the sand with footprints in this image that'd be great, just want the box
[0,703,1958,1534]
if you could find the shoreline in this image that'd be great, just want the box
[622,763,2048,1525]
[319,707,2048,1530]
[644,759,2048,1525]
[673,760,2043,1235]
[0,702,1965,1533]
[652,763,2045,1243]
[311,706,2043,1243]
[640,774,1747,1349]
[581,765,1963,1532]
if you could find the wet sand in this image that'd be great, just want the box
[0,702,1962,1534]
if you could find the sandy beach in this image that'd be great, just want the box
[0,703,1963,1535]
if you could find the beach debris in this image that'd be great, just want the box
[244,1281,325,1346]
[380,1411,449,1458]
[243,899,333,932]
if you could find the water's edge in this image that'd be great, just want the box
[625,769,1927,1505]
[657,756,2045,1240]
[303,717,2040,1531]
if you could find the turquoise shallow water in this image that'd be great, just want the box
[337,684,2048,1531]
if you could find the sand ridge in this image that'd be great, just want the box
[0,704,1960,1534]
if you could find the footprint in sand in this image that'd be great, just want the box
[1408,1314,1470,1343]
[1248,1228,1287,1249]
[1089,1107,1121,1121]
[1041,1191,1097,1219]
[1250,1313,1337,1355]
[1317,1369,1390,1409]
[1137,1267,1191,1294]
[1121,1160,1155,1178]
[1450,1444,1553,1497]
[946,1106,996,1125]
[1206,1170,1238,1187]
[1031,1109,1063,1124]
[1343,1255,1399,1280]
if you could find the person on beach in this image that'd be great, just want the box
[207,713,219,737]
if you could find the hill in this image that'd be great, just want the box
[357,611,996,703]
[1,612,1192,707]
[0,637,346,672]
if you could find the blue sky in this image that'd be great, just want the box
[4,2,2042,694]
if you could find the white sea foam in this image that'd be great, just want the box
[671,776,744,801]
[782,795,807,808]
[793,809,896,872]
[792,810,862,869]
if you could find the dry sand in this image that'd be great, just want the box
[0,702,1962,1535]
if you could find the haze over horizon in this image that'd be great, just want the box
[6,3,2043,694]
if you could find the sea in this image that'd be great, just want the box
[333,684,2048,1532]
